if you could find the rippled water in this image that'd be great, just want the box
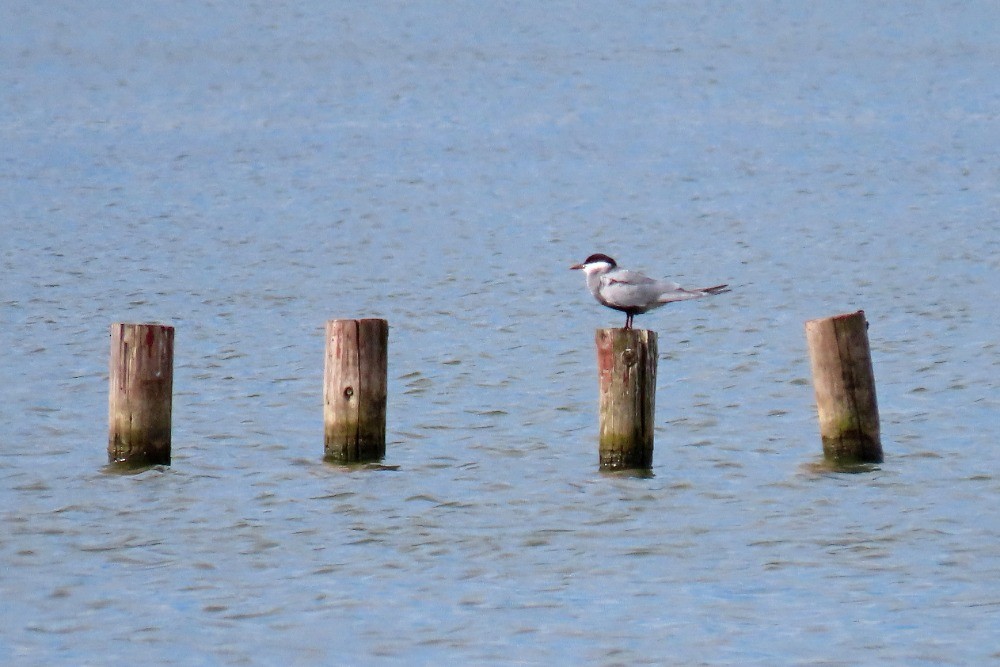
[3,2,999,664]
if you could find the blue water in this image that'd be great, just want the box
[2,2,999,664]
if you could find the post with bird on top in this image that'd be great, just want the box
[571,254,730,471]
[323,318,389,463]
[805,310,882,465]
[108,322,174,467]
[596,327,658,469]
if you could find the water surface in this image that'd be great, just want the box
[2,2,999,664]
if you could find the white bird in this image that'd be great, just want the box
[570,253,729,330]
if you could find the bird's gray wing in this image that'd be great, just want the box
[605,269,657,286]
[600,270,665,309]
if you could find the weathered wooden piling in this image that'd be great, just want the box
[805,310,882,463]
[596,328,657,470]
[108,323,174,467]
[324,318,388,462]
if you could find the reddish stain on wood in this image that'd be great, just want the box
[109,322,174,467]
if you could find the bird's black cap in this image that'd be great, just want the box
[582,253,616,267]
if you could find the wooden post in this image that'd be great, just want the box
[596,328,657,470]
[108,323,174,467]
[805,310,882,463]
[324,318,388,462]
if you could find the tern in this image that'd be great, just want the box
[570,253,729,330]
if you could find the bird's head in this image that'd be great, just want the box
[570,253,617,275]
